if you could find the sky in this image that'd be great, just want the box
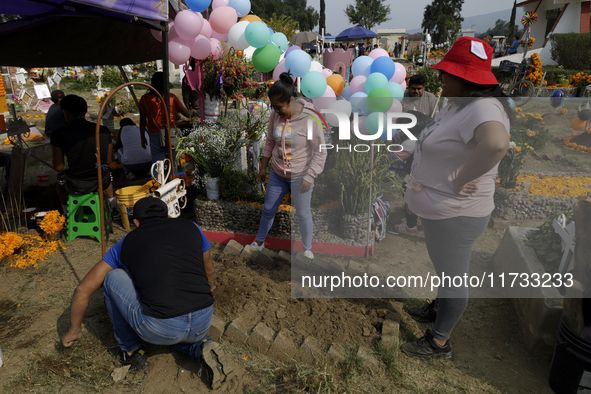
[306,0,518,35]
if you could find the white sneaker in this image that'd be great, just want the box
[303,250,314,259]
[249,241,264,251]
[394,220,418,237]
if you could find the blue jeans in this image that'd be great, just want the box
[256,168,314,250]
[149,133,166,164]
[103,269,213,359]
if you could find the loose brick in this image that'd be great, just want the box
[292,252,312,271]
[309,257,332,274]
[256,248,276,268]
[223,240,243,257]
[247,322,275,354]
[240,245,259,263]
[223,318,249,345]
[327,258,348,273]
[357,345,380,372]
[347,260,365,276]
[207,315,226,341]
[276,250,291,265]
[367,263,386,279]
[268,329,297,362]
[295,336,323,365]
[326,344,345,365]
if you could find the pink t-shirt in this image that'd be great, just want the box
[404,97,510,220]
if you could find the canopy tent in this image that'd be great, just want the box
[335,26,377,42]
[0,0,169,67]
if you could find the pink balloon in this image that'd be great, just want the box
[168,23,180,41]
[369,48,389,60]
[151,29,162,42]
[388,99,403,113]
[399,81,406,91]
[321,68,333,78]
[210,38,222,59]
[212,30,228,41]
[212,0,229,8]
[210,6,237,34]
[391,62,407,85]
[191,35,212,59]
[169,37,191,65]
[201,20,213,38]
[273,59,287,81]
[174,10,204,40]
[350,75,367,94]
[313,86,336,111]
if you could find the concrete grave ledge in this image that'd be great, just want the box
[491,226,563,354]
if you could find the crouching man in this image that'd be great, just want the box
[61,197,232,387]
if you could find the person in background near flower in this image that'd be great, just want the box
[508,35,520,54]
[116,118,152,180]
[495,37,506,58]
[44,89,67,138]
[401,37,510,360]
[139,72,197,163]
[61,197,234,388]
[249,72,327,259]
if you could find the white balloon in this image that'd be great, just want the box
[309,60,323,73]
[227,20,250,50]
[324,99,352,127]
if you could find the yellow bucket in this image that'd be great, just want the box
[115,186,150,230]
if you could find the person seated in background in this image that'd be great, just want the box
[50,95,120,219]
[402,75,439,117]
[116,118,152,180]
[44,90,67,138]
[60,197,233,388]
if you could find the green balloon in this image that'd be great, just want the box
[367,87,393,113]
[253,44,281,73]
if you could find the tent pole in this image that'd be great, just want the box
[162,21,173,182]
[118,65,140,107]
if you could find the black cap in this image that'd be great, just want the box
[132,197,168,221]
[51,90,65,103]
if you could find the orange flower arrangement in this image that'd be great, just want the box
[526,53,543,86]
[516,174,591,197]
[39,210,65,236]
[564,133,591,153]
[0,232,63,269]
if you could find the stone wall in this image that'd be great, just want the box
[494,188,579,220]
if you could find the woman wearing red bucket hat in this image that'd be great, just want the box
[401,37,512,360]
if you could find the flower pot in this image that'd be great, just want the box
[504,180,517,189]
[204,94,221,122]
[206,177,220,200]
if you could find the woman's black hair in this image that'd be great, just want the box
[268,72,299,103]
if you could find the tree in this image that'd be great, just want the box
[344,0,391,30]
[319,0,325,34]
[264,13,298,41]
[477,19,509,39]
[251,0,319,31]
[508,0,517,39]
[421,0,464,44]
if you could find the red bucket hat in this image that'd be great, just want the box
[431,37,498,85]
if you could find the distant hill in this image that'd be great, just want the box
[407,8,512,35]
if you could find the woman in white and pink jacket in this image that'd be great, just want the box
[250,72,327,259]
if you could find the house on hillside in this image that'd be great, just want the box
[492,0,591,66]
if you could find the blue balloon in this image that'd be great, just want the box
[370,56,396,80]
[387,82,405,102]
[551,89,564,108]
[186,0,211,12]
[285,50,311,77]
[270,32,288,53]
[350,92,369,115]
[229,0,251,17]
[352,56,373,77]
[507,97,516,112]
[269,27,275,35]
[340,86,352,100]
[365,73,389,93]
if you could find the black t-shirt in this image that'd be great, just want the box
[50,118,111,179]
[119,218,214,319]
[44,103,67,137]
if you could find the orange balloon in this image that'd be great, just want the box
[239,15,262,23]
[327,74,345,95]
[236,50,244,57]
[571,117,587,130]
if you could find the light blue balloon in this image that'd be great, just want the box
[245,21,271,48]
[387,81,405,102]
[229,0,251,17]
[370,57,396,80]
[365,112,387,135]
[351,56,373,77]
[365,73,389,94]
[270,32,288,53]
[301,72,327,99]
[340,86,352,100]
[350,92,369,115]
[285,50,312,77]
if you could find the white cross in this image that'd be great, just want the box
[552,214,576,275]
